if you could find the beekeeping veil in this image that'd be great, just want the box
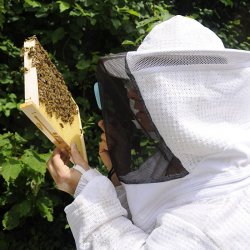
[96,15,250,187]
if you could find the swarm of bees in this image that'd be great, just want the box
[24,36,78,125]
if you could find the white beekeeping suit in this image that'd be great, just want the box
[65,15,250,249]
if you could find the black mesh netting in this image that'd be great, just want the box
[96,53,188,184]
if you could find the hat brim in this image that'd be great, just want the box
[101,49,250,80]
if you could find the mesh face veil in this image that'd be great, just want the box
[96,54,188,184]
[96,15,250,184]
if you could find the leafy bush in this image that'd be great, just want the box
[0,0,249,249]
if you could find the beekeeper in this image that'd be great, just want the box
[47,15,250,249]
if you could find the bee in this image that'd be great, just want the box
[34,43,79,125]
[69,117,74,125]
[28,47,36,58]
[20,47,25,57]
[20,67,29,74]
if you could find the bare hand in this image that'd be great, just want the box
[47,144,90,195]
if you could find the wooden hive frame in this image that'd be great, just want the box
[20,37,88,162]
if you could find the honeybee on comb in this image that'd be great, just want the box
[20,36,88,162]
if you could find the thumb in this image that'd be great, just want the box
[70,143,90,170]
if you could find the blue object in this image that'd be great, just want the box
[94,82,102,110]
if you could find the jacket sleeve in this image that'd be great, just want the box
[65,170,147,249]
[65,169,217,250]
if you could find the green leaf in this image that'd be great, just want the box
[0,45,7,52]
[122,40,136,46]
[21,150,46,175]
[4,102,16,109]
[36,197,53,222]
[0,76,13,84]
[111,19,121,30]
[57,1,70,12]
[4,109,10,117]
[232,19,240,25]
[116,6,140,17]
[0,40,20,57]
[51,27,65,44]
[219,0,233,7]
[0,133,11,147]
[126,9,140,17]
[70,3,94,17]
[2,212,19,230]
[37,152,51,163]
[136,16,158,28]
[14,132,27,144]
[76,59,91,70]
[24,0,41,8]
[2,200,32,230]
[90,18,96,25]
[0,159,22,184]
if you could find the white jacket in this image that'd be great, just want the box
[65,167,250,249]
[65,16,250,249]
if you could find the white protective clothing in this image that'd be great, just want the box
[65,15,250,249]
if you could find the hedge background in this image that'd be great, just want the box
[0,0,249,249]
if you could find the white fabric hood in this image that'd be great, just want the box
[122,15,250,232]
[126,15,250,173]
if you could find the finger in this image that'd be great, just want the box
[70,143,90,170]
[52,147,61,156]
[100,133,114,147]
[98,120,105,132]
[46,157,58,181]
[101,132,106,142]
[99,140,108,152]
[49,148,68,172]
[47,149,69,177]
[99,150,112,170]
[101,132,116,148]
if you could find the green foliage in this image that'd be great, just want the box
[0,0,249,249]
[0,0,5,30]
[1,157,22,184]
[0,132,53,231]
[219,0,233,7]
[2,199,32,230]
[0,93,19,117]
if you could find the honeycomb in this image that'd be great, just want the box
[24,36,78,125]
